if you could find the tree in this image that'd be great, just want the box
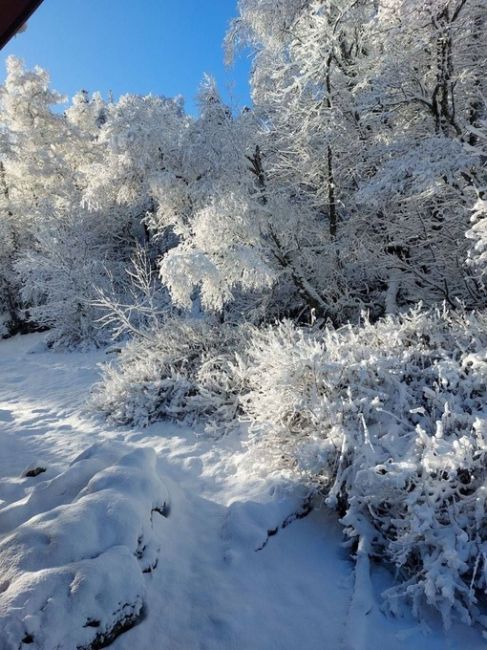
[0,56,69,333]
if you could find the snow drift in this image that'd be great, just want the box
[0,443,169,650]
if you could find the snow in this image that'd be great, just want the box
[0,333,486,649]
[0,439,169,648]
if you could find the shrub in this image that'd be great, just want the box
[240,308,487,628]
[93,306,487,627]
[92,317,249,432]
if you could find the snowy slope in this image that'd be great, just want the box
[0,334,485,649]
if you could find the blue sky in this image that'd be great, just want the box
[1,0,252,115]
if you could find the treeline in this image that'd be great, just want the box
[0,0,486,345]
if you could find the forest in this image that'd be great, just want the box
[0,0,486,648]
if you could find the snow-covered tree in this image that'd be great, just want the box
[0,59,175,345]
[215,0,487,318]
[353,0,487,310]
[0,160,20,334]
[465,107,487,284]
[154,79,282,316]
[0,56,71,335]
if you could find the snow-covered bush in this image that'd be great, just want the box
[240,308,487,628]
[467,198,487,285]
[92,317,249,432]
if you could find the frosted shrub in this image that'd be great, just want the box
[241,308,487,628]
[92,317,249,432]
[467,198,487,284]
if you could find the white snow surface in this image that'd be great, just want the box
[0,334,486,649]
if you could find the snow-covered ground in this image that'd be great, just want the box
[0,334,485,649]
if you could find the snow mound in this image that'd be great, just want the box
[0,443,169,650]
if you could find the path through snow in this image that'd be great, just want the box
[0,334,485,649]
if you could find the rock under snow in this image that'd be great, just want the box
[0,443,169,650]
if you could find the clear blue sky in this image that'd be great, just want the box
[1,0,252,115]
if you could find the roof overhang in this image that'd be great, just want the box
[0,0,45,50]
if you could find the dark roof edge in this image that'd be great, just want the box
[0,0,45,50]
